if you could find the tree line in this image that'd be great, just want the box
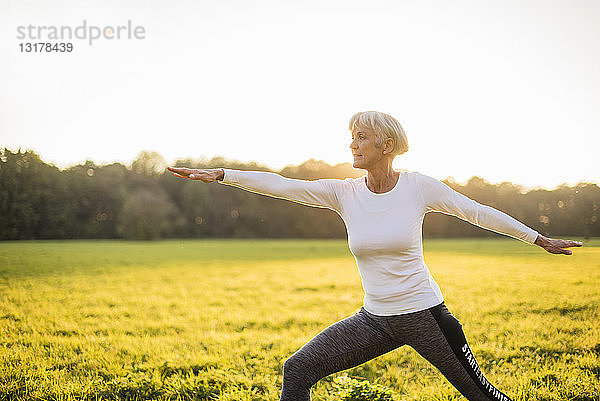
[0,148,598,240]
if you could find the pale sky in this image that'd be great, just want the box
[1,0,599,190]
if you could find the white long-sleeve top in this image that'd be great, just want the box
[218,169,539,315]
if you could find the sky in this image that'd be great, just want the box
[1,0,599,191]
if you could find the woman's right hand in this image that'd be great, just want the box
[167,167,224,183]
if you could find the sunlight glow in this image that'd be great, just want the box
[1,0,598,190]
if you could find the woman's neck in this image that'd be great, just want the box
[366,164,399,194]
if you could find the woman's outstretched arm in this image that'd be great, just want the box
[167,166,342,212]
[415,172,582,255]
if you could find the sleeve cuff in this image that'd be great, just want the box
[527,230,540,245]
[218,168,238,185]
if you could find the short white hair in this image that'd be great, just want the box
[349,111,408,157]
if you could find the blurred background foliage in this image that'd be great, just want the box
[1,148,598,240]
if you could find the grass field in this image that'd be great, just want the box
[1,238,599,400]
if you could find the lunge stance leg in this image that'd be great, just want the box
[280,309,400,401]
[402,303,513,401]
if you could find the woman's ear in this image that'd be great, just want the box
[383,137,395,155]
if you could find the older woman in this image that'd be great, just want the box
[168,111,581,401]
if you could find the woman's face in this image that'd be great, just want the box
[349,126,384,170]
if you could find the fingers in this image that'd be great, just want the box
[544,238,583,255]
[168,166,207,181]
[546,246,571,255]
[557,248,573,255]
[169,166,196,180]
[168,167,222,184]
[172,172,204,180]
[167,167,192,176]
[555,239,583,249]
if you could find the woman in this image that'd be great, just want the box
[168,111,582,401]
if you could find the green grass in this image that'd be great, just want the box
[1,238,599,400]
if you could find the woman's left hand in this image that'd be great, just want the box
[534,234,583,255]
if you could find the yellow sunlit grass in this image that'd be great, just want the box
[1,238,598,400]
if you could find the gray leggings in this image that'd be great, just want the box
[281,303,512,401]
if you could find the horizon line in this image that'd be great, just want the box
[2,145,598,193]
